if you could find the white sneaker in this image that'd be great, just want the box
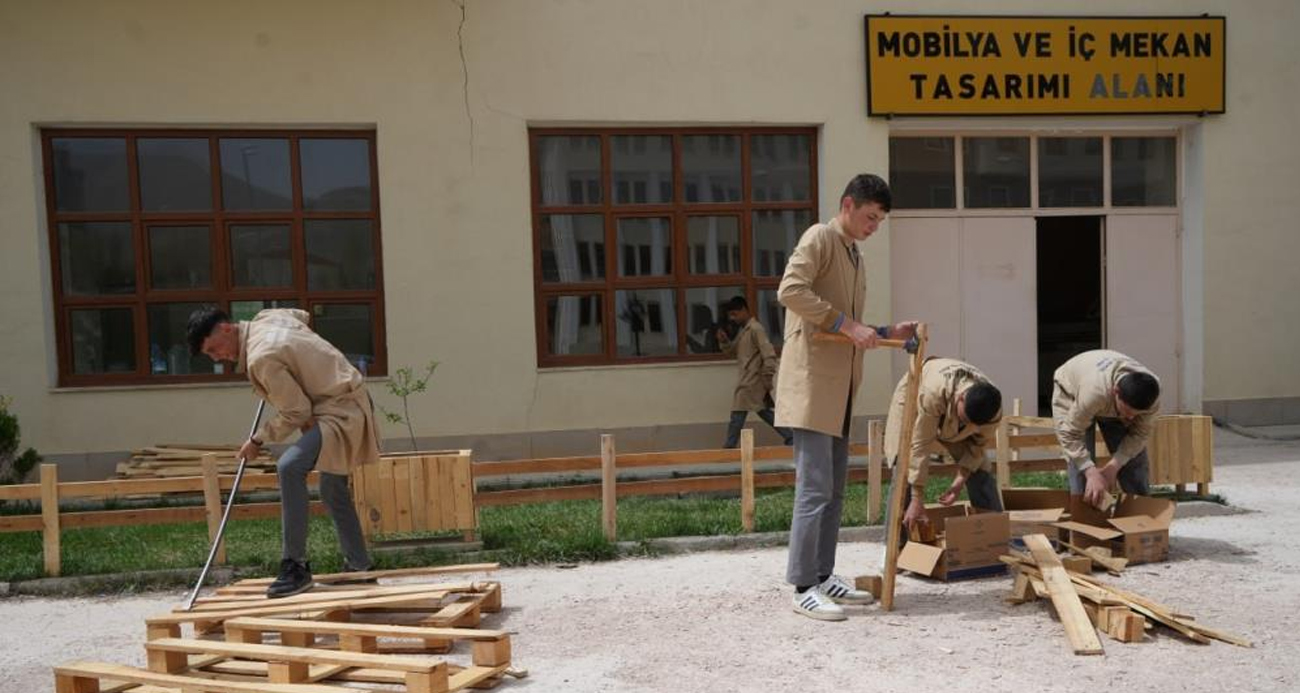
[792,586,847,622]
[818,575,876,605]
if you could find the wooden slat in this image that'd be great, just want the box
[41,464,60,577]
[234,563,498,586]
[146,638,441,673]
[362,459,382,536]
[0,514,43,532]
[0,483,41,501]
[378,457,397,534]
[996,418,1012,490]
[394,457,414,533]
[601,434,616,541]
[409,454,428,531]
[1023,534,1104,655]
[437,455,457,531]
[148,588,465,625]
[54,662,343,693]
[740,429,755,532]
[450,453,475,532]
[184,583,455,612]
[882,324,928,612]
[201,455,226,565]
[225,616,506,641]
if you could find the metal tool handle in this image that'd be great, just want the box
[812,331,919,353]
[183,399,267,610]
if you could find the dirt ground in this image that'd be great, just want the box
[4,429,1299,692]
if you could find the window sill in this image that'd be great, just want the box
[49,375,391,394]
[539,360,734,374]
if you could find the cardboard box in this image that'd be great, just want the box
[1054,495,1175,565]
[1002,488,1069,549]
[897,503,1010,581]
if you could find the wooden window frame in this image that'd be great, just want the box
[530,126,818,368]
[42,128,387,387]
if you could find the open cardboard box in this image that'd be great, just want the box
[897,502,1010,581]
[1053,495,1175,564]
[1002,488,1070,550]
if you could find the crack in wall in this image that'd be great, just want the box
[451,0,474,168]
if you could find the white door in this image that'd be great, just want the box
[889,218,961,383]
[1106,214,1182,412]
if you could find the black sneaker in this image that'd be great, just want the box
[266,559,314,598]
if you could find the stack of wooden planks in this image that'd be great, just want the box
[53,562,526,692]
[1004,534,1251,655]
[117,443,277,479]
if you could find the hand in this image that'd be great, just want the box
[1083,466,1110,508]
[838,319,880,350]
[902,495,929,529]
[238,438,262,462]
[890,321,920,340]
[716,328,727,342]
[939,478,967,506]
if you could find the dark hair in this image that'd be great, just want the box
[186,306,231,356]
[964,382,1003,425]
[725,295,749,312]
[1117,372,1160,410]
[841,174,892,213]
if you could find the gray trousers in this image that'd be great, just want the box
[882,467,1003,544]
[1066,419,1151,496]
[724,409,794,448]
[278,426,371,570]
[785,427,850,586]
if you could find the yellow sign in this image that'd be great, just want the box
[864,16,1225,116]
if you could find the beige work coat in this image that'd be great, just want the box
[883,358,1001,487]
[719,318,779,412]
[238,309,380,475]
[774,217,867,437]
[1051,349,1160,472]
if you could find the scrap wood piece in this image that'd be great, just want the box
[881,323,929,612]
[181,582,475,612]
[1022,534,1105,655]
[233,562,500,586]
[1069,572,1251,648]
[150,589,467,626]
[1004,560,1125,607]
[1062,541,1128,574]
[55,661,342,693]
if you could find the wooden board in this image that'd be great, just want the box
[1023,534,1105,655]
[881,323,928,612]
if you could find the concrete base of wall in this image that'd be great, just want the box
[1203,397,1300,427]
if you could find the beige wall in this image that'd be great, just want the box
[0,0,1297,462]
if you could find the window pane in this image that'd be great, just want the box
[963,137,1030,208]
[545,294,604,356]
[51,138,129,212]
[540,214,605,283]
[686,216,740,275]
[752,209,812,277]
[684,286,744,354]
[616,217,672,277]
[306,220,375,290]
[750,134,811,202]
[149,226,211,290]
[300,138,371,211]
[219,138,292,210]
[230,299,299,322]
[59,222,135,295]
[137,138,212,211]
[683,135,741,203]
[230,224,293,288]
[313,303,376,374]
[148,303,216,375]
[1039,138,1103,208]
[889,138,956,209]
[537,135,601,205]
[70,308,135,374]
[756,289,786,349]
[612,135,672,204]
[615,289,677,357]
[1112,137,1177,207]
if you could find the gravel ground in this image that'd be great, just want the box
[4,429,1298,692]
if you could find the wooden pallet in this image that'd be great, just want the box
[116,443,277,479]
[55,563,523,693]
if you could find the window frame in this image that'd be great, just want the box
[41,127,387,387]
[530,126,817,368]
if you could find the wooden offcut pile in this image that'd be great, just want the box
[117,443,276,478]
[1004,534,1251,654]
[52,562,526,692]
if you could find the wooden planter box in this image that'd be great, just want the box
[1147,415,1213,490]
[350,450,476,539]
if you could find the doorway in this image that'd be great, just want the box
[1036,216,1104,412]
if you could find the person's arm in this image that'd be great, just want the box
[1054,397,1098,472]
[1110,407,1156,469]
[717,327,738,358]
[938,425,992,505]
[777,229,838,329]
[755,328,779,391]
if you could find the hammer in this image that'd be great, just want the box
[813,329,920,354]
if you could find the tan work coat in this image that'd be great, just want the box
[719,318,779,412]
[238,309,380,475]
[774,217,867,437]
[1051,349,1160,472]
[884,358,1000,487]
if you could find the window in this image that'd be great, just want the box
[963,137,1030,208]
[43,129,385,386]
[532,127,816,366]
[889,137,956,209]
[1039,137,1103,208]
[1112,137,1177,206]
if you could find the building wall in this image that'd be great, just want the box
[1,0,1297,477]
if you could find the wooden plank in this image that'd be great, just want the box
[1023,534,1104,655]
[362,458,382,536]
[1108,612,1146,642]
[378,457,398,534]
[409,454,428,532]
[996,417,1012,490]
[1178,416,1195,485]
[53,662,344,693]
[41,464,60,577]
[0,482,44,502]
[601,434,616,541]
[183,583,458,612]
[740,429,755,532]
[234,562,499,586]
[146,637,442,673]
[225,616,506,641]
[867,419,884,524]
[53,502,326,530]
[0,514,43,532]
[1009,433,1063,449]
[147,588,466,625]
[1007,415,1055,429]
[882,323,928,612]
[437,454,458,531]
[201,455,226,565]
[449,453,475,532]
[394,457,414,533]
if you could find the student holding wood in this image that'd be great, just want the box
[882,358,1004,531]
[1051,349,1161,508]
[717,295,793,448]
[775,173,917,621]
[187,307,380,598]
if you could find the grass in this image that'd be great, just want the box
[0,472,1069,583]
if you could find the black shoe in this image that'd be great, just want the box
[266,559,314,598]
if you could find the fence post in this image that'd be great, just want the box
[201,454,226,564]
[867,419,884,524]
[601,434,616,541]
[996,413,1012,491]
[40,463,60,577]
[740,429,755,532]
